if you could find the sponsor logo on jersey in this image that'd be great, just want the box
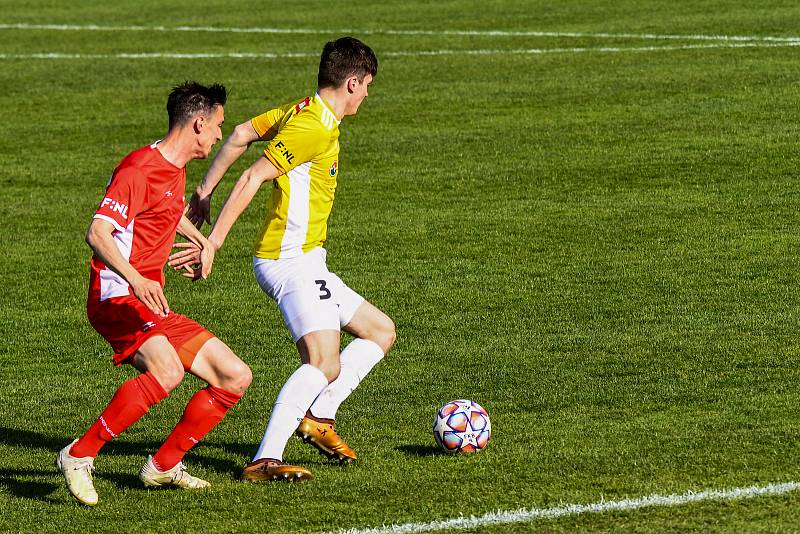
[295,97,311,113]
[274,140,295,165]
[165,190,173,197]
[142,321,157,332]
[100,197,129,219]
[329,161,338,177]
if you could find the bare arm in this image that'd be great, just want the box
[86,218,170,316]
[208,156,281,250]
[188,121,262,228]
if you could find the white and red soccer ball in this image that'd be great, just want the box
[433,399,491,453]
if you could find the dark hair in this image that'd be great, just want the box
[317,37,378,89]
[166,81,227,129]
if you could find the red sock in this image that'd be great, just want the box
[152,386,241,471]
[70,372,168,458]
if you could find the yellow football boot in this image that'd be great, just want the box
[295,416,357,462]
[242,458,313,482]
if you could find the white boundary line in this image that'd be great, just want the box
[387,41,800,55]
[3,40,800,61]
[2,22,800,43]
[331,481,800,534]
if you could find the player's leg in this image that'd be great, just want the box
[58,335,181,505]
[244,329,339,482]
[343,301,396,353]
[299,296,395,461]
[244,251,344,480]
[140,317,252,489]
[145,336,251,481]
[309,299,395,420]
[69,335,184,457]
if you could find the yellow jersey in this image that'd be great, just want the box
[250,93,341,259]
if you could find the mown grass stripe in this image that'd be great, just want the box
[3,41,800,61]
[2,22,800,42]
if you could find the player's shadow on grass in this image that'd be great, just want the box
[0,426,75,452]
[0,427,162,501]
[0,468,61,503]
[0,426,162,457]
[184,443,246,477]
[202,440,254,459]
[0,427,250,493]
[395,444,441,456]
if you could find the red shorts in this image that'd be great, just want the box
[87,294,214,370]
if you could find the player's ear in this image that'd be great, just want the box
[193,115,204,134]
[347,76,358,93]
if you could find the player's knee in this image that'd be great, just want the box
[309,355,340,383]
[226,361,252,395]
[206,349,252,395]
[321,360,340,383]
[154,360,185,392]
[134,337,185,391]
[241,363,253,390]
[375,317,396,355]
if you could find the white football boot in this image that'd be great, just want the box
[56,439,99,506]
[139,456,210,489]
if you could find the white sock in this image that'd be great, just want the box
[308,338,384,421]
[253,364,328,461]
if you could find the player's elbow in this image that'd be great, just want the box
[242,165,270,190]
[235,171,259,194]
[85,223,102,250]
[232,122,258,147]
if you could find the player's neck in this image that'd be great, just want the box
[317,87,347,120]
[156,129,194,168]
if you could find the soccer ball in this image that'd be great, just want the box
[433,399,491,453]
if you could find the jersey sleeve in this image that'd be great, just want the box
[263,113,329,174]
[250,104,292,140]
[93,166,146,231]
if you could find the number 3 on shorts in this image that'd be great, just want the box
[315,279,331,300]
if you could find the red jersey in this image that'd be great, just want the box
[89,142,186,303]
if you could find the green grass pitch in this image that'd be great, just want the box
[3,1,800,531]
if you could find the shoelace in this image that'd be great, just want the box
[260,460,282,470]
[171,463,187,482]
[74,461,95,475]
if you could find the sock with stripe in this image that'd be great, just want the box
[152,386,242,471]
[70,372,168,458]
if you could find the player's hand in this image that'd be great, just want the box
[187,189,212,230]
[168,242,201,271]
[169,241,215,281]
[196,240,216,281]
[131,275,170,316]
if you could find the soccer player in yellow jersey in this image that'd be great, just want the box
[179,37,396,481]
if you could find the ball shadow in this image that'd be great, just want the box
[395,444,442,457]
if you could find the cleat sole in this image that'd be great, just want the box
[298,432,354,462]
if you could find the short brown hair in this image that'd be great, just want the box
[166,81,227,129]
[317,37,378,89]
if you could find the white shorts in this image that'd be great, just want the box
[253,247,365,342]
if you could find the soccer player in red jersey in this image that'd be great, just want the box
[56,82,252,506]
